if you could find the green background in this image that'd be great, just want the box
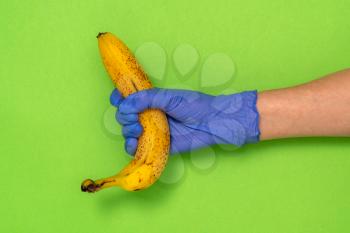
[1,0,350,232]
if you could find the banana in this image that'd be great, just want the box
[81,32,170,192]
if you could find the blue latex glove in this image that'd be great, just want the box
[110,88,260,155]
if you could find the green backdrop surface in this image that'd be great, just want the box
[1,0,350,233]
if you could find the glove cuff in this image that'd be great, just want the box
[239,90,261,144]
[207,90,261,147]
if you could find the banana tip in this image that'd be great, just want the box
[81,179,99,193]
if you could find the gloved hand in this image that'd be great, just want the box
[110,88,260,155]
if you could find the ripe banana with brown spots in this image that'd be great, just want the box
[81,32,170,192]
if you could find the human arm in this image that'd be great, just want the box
[110,69,350,155]
[258,69,350,140]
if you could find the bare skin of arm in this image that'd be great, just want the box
[257,69,350,140]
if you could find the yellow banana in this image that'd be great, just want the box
[81,32,170,192]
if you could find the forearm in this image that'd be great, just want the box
[257,69,350,140]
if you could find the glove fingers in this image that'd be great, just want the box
[124,137,138,156]
[110,88,124,107]
[118,88,170,114]
[122,123,143,138]
[116,111,138,125]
